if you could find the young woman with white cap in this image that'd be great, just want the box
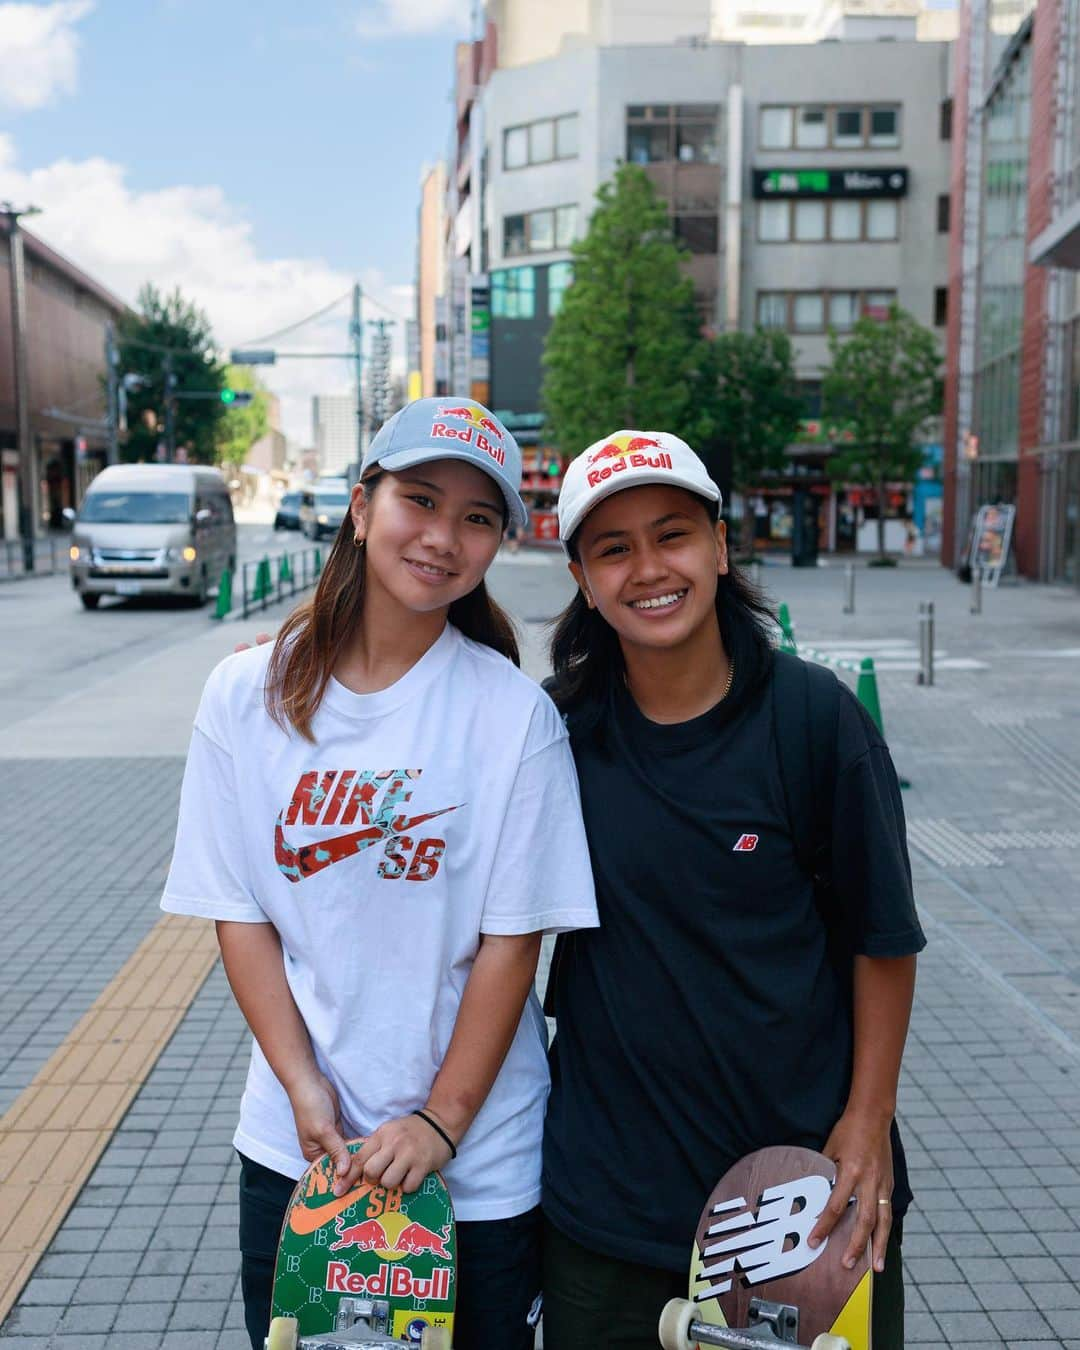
[540,431,924,1350]
[160,398,598,1350]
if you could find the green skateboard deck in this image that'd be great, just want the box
[271,1140,456,1343]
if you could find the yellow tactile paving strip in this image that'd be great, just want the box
[0,914,220,1326]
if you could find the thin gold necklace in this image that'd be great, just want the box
[719,657,735,702]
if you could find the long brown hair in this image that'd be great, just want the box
[266,474,519,740]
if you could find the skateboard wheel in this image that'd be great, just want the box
[810,1336,851,1350]
[658,1298,696,1350]
[419,1327,451,1350]
[265,1316,298,1350]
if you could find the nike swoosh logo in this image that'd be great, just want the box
[275,805,462,883]
[289,1181,375,1236]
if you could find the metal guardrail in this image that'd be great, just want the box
[0,536,66,581]
[214,546,323,621]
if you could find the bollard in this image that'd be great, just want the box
[314,547,323,579]
[917,601,935,686]
[213,567,233,620]
[843,562,856,615]
[777,602,798,654]
[856,657,884,737]
[970,566,982,615]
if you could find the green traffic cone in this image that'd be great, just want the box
[279,552,293,584]
[252,556,270,602]
[314,547,323,578]
[856,657,884,737]
[778,602,797,654]
[213,567,232,620]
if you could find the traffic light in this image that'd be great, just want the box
[220,389,254,407]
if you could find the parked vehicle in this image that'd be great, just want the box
[274,491,303,531]
[300,480,351,540]
[68,464,236,610]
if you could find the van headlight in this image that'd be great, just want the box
[69,545,82,562]
[166,546,198,563]
[317,514,329,524]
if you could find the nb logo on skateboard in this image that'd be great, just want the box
[696,1174,831,1299]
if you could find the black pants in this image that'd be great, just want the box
[238,1153,541,1350]
[540,1215,904,1350]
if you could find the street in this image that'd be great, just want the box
[1,554,1080,1348]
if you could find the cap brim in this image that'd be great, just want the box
[373,444,529,531]
[560,471,721,542]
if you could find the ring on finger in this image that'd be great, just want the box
[877,1199,891,1207]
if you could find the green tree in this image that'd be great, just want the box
[216,365,271,468]
[541,165,707,454]
[703,329,803,556]
[117,284,225,464]
[823,306,941,562]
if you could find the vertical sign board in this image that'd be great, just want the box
[470,277,491,406]
[969,503,1015,586]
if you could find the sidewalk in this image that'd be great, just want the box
[1,559,1080,1347]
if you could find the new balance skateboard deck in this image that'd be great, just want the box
[265,1140,455,1349]
[658,1146,872,1350]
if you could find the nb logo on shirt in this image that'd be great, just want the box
[732,833,759,852]
[274,768,462,885]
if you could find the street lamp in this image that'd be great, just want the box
[2,201,43,570]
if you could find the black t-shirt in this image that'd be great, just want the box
[542,633,926,1272]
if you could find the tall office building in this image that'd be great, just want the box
[312,394,359,478]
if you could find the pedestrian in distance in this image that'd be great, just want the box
[161,397,598,1350]
[540,431,925,1350]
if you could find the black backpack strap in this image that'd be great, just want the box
[771,650,842,887]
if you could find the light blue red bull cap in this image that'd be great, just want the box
[362,397,528,530]
[558,430,722,542]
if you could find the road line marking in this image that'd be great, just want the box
[0,914,219,1327]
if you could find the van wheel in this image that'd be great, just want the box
[80,593,101,610]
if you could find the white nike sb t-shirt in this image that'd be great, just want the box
[161,624,598,1220]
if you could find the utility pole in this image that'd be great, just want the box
[350,283,364,475]
[105,322,120,466]
[2,202,42,570]
[367,320,394,436]
[163,352,177,463]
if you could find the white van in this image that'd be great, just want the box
[299,478,351,540]
[68,464,237,609]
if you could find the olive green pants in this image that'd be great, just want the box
[541,1216,904,1349]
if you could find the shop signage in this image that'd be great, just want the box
[753,168,908,199]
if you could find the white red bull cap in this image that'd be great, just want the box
[558,430,722,542]
[362,397,528,530]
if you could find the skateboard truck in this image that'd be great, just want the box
[658,1298,850,1350]
[266,1312,451,1350]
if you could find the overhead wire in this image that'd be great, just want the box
[237,289,354,348]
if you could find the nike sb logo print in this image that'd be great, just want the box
[275,768,462,884]
[732,833,759,852]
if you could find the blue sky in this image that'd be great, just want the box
[0,0,470,441]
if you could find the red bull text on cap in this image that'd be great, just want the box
[558,430,722,543]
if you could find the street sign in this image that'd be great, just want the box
[230,349,277,365]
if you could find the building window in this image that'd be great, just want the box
[934,286,949,327]
[627,104,721,165]
[755,198,902,243]
[754,289,898,333]
[865,199,899,241]
[794,200,827,242]
[549,261,574,316]
[503,114,579,169]
[757,292,788,329]
[491,267,536,319]
[940,97,954,141]
[869,106,900,148]
[674,214,719,253]
[937,193,951,233]
[503,206,578,256]
[759,102,901,150]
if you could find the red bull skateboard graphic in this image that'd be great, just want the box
[658,1147,871,1350]
[266,1140,455,1349]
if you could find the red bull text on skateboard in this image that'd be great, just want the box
[585,434,673,488]
[272,1141,456,1342]
[430,403,506,467]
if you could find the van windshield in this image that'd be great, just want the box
[79,491,192,525]
[314,492,350,506]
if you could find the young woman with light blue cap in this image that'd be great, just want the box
[161,398,598,1350]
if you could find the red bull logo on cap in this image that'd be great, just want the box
[431,403,506,466]
[585,433,673,488]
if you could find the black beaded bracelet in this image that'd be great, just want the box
[412,1108,458,1159]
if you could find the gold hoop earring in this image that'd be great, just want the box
[353,533,365,548]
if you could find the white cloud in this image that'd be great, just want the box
[353,0,469,38]
[0,137,414,448]
[0,0,93,111]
